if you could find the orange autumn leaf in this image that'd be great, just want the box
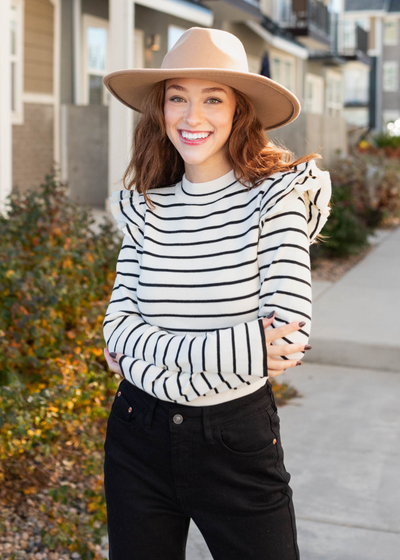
[23,486,37,495]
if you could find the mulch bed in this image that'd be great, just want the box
[311,244,374,283]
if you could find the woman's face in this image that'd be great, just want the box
[164,77,237,173]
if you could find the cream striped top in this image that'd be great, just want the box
[103,159,332,406]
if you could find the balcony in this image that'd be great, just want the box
[278,0,331,49]
[201,0,262,22]
[334,22,371,65]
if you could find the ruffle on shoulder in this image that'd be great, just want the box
[109,189,145,246]
[260,159,332,244]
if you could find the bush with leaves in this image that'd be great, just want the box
[0,171,297,557]
[312,152,400,260]
[0,171,121,557]
[311,182,371,259]
[373,133,400,151]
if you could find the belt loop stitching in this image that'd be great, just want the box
[144,398,157,429]
[202,406,214,444]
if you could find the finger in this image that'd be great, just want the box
[267,369,285,378]
[267,357,302,370]
[261,312,275,329]
[267,342,311,357]
[104,348,123,363]
[103,348,121,372]
[264,320,307,342]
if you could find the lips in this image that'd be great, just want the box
[178,130,214,145]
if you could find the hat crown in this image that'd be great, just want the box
[161,27,249,73]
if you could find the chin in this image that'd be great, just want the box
[178,151,212,165]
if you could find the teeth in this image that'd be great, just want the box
[181,131,211,140]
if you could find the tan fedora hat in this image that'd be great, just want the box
[103,26,301,131]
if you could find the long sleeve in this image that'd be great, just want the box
[104,190,268,380]
[103,160,331,404]
[257,159,332,363]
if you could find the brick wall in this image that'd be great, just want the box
[12,103,54,193]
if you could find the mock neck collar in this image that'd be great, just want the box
[180,168,237,197]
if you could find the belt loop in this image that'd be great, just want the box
[144,398,157,429]
[202,406,214,444]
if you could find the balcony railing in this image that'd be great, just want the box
[279,0,331,38]
[340,24,369,56]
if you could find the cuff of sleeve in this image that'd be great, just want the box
[118,355,127,378]
[258,318,268,377]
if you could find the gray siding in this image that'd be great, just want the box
[60,0,74,105]
[82,0,108,19]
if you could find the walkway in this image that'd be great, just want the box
[185,225,400,559]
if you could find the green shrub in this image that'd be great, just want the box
[313,152,400,259]
[312,183,371,258]
[0,170,121,557]
[373,133,400,149]
[0,170,299,556]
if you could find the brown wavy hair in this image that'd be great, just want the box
[122,80,329,242]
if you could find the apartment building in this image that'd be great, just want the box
[342,0,400,132]
[1,0,354,210]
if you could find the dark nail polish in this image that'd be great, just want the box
[110,352,117,359]
[296,361,303,366]
[298,321,306,328]
[304,345,312,350]
[266,311,275,319]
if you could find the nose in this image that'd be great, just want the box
[183,101,204,127]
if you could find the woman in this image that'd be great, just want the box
[102,27,331,560]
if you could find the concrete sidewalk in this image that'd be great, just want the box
[185,231,400,559]
[308,226,400,372]
[278,363,400,560]
[186,362,400,560]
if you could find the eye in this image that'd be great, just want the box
[206,98,222,104]
[169,96,185,103]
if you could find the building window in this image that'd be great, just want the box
[247,54,261,74]
[343,66,369,105]
[168,25,186,51]
[383,20,397,46]
[284,61,292,90]
[383,61,398,92]
[326,73,342,117]
[82,15,109,105]
[272,57,281,82]
[10,0,23,124]
[272,56,294,91]
[305,74,323,114]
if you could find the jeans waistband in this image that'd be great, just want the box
[118,379,276,445]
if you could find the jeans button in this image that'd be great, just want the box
[173,414,183,424]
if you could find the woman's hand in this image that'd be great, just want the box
[262,312,311,378]
[103,348,125,378]
[104,313,311,381]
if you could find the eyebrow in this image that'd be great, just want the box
[165,84,228,94]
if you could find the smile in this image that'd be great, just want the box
[178,130,213,144]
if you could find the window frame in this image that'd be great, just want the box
[325,71,342,118]
[383,20,398,46]
[10,0,24,125]
[82,14,109,106]
[383,61,398,92]
[270,51,295,91]
[305,73,324,115]
[168,25,186,52]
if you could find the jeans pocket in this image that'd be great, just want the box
[109,386,142,426]
[265,407,291,484]
[216,408,278,458]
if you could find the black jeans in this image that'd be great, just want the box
[103,378,300,560]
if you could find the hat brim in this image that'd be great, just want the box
[103,68,300,131]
